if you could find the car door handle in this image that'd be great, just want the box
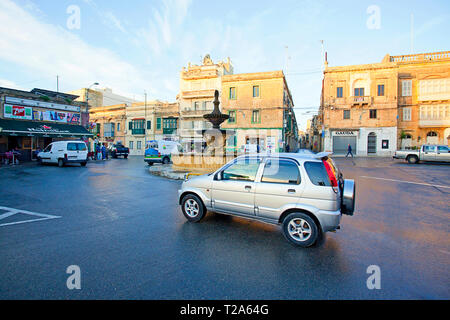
[288,189,296,194]
[245,186,252,191]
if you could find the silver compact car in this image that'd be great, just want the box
[178,153,355,247]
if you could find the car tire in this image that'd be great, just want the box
[58,159,64,167]
[147,162,153,166]
[407,155,419,164]
[181,194,206,223]
[282,212,319,248]
[162,156,170,165]
[124,155,128,159]
[80,162,87,167]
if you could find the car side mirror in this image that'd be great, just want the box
[215,171,222,181]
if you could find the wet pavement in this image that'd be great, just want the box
[0,156,449,299]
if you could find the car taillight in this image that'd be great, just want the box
[158,152,161,157]
[64,154,68,160]
[323,159,338,190]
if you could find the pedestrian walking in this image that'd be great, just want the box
[101,144,106,160]
[346,144,354,158]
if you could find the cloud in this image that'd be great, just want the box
[0,0,155,99]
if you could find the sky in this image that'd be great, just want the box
[0,0,449,130]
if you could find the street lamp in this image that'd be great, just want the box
[86,82,100,109]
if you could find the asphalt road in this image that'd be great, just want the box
[0,156,448,299]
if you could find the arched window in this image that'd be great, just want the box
[427,131,438,137]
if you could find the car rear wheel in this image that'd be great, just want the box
[407,155,418,164]
[181,194,205,223]
[80,162,87,167]
[58,159,64,167]
[124,155,128,159]
[162,156,170,165]
[282,212,318,247]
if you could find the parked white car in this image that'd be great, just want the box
[37,141,88,167]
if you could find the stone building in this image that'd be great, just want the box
[319,51,450,156]
[89,103,127,147]
[125,101,179,155]
[178,54,233,151]
[221,70,299,153]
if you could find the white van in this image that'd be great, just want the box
[37,141,88,167]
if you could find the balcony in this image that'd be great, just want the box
[131,129,145,135]
[419,119,450,128]
[351,96,372,105]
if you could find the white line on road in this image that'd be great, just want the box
[0,206,61,227]
[360,176,450,189]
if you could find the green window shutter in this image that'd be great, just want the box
[157,118,161,130]
[129,122,132,130]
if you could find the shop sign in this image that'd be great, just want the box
[4,104,33,120]
[5,96,80,112]
[333,130,357,136]
[27,125,70,134]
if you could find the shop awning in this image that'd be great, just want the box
[0,119,93,138]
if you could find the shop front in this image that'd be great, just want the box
[0,119,93,162]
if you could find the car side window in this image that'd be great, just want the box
[77,143,87,151]
[438,146,449,153]
[44,144,52,152]
[424,146,436,153]
[222,158,261,182]
[261,159,300,185]
[67,143,77,151]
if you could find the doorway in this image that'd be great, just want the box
[367,132,377,154]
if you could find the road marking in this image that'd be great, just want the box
[0,206,61,227]
[360,176,450,189]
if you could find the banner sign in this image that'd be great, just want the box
[5,96,80,112]
[4,104,33,120]
[32,110,81,124]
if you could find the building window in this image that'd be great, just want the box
[228,110,236,123]
[369,109,377,119]
[129,141,134,150]
[147,120,151,130]
[402,80,412,97]
[156,118,162,130]
[343,110,350,119]
[229,87,236,100]
[337,87,343,98]
[117,123,120,132]
[403,107,411,121]
[354,88,365,97]
[377,84,385,96]
[251,110,261,124]
[194,101,200,110]
[253,86,260,98]
[137,141,142,150]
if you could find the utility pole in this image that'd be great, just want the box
[56,75,59,92]
[144,91,147,150]
[411,14,414,54]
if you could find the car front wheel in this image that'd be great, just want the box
[58,159,64,167]
[181,194,206,223]
[282,212,318,247]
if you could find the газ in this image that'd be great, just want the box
[178,153,355,247]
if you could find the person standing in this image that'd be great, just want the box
[286,144,290,153]
[346,144,354,158]
[101,144,106,160]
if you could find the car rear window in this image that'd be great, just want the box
[77,143,87,151]
[304,162,331,187]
